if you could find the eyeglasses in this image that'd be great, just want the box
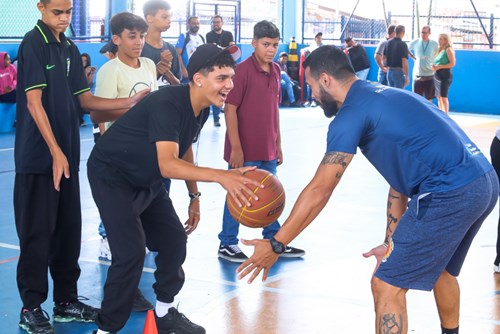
[421,31,429,34]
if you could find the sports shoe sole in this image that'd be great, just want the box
[280,251,306,258]
[217,252,248,263]
[53,315,95,323]
[19,323,54,334]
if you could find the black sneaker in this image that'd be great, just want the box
[19,308,54,334]
[133,288,154,312]
[280,246,305,258]
[218,244,248,263]
[53,300,99,323]
[155,307,205,334]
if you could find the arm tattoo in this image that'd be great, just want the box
[385,192,400,242]
[321,152,349,180]
[321,152,348,168]
[387,192,400,210]
[386,214,398,237]
[379,313,403,334]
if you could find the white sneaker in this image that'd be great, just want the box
[494,264,500,273]
[99,238,112,261]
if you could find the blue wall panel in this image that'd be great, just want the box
[2,42,499,116]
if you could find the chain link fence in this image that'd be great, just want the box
[1,0,498,50]
[303,0,499,50]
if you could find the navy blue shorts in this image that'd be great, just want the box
[375,170,498,291]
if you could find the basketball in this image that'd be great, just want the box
[227,169,286,228]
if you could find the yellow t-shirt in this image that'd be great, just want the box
[95,56,158,130]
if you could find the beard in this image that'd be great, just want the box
[190,26,200,34]
[318,85,339,118]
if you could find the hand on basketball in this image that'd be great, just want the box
[362,243,387,275]
[221,166,262,208]
[236,238,279,283]
[185,199,200,235]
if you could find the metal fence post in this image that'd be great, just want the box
[490,14,494,49]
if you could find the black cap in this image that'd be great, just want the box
[99,41,117,55]
[344,37,352,43]
[279,51,288,57]
[186,44,241,81]
[315,32,323,38]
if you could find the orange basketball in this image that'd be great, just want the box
[227,169,286,228]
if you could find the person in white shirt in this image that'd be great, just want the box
[408,25,439,101]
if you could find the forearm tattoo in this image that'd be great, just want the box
[379,313,403,334]
[385,193,400,241]
[321,152,349,179]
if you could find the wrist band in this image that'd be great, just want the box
[189,192,201,200]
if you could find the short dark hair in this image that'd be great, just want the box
[253,20,280,40]
[110,12,149,36]
[212,15,223,22]
[188,16,199,24]
[303,45,355,83]
[198,51,236,79]
[344,37,352,43]
[388,24,396,35]
[422,25,431,33]
[395,25,405,35]
[143,0,171,18]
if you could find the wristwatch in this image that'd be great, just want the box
[189,192,201,200]
[270,237,286,254]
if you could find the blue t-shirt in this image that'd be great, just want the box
[326,80,492,196]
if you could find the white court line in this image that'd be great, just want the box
[0,242,19,250]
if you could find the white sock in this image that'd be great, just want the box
[155,300,175,317]
[96,330,111,334]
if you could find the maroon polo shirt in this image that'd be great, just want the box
[224,53,281,162]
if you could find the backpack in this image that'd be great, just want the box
[181,32,205,56]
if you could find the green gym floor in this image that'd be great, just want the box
[1,106,499,333]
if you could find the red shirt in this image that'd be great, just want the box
[224,53,281,162]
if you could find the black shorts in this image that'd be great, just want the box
[413,76,435,100]
[434,69,452,98]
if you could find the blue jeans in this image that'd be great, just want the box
[280,72,296,103]
[387,68,405,88]
[218,160,281,245]
[355,68,370,81]
[378,70,388,85]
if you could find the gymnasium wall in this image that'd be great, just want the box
[0,40,499,130]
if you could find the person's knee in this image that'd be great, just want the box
[371,276,406,306]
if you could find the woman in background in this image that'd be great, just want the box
[0,52,17,103]
[432,33,455,113]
